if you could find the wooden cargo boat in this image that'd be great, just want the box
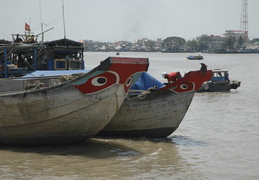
[0,57,149,145]
[186,55,203,60]
[0,35,85,78]
[98,66,212,138]
[197,70,241,92]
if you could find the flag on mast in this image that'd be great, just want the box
[25,23,31,31]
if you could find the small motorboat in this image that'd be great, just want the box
[186,55,203,60]
[197,69,241,92]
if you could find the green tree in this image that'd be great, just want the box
[145,40,155,51]
[222,36,236,50]
[162,36,186,52]
[238,36,245,46]
[187,40,199,51]
[197,36,211,52]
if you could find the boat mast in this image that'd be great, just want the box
[62,0,67,39]
[39,0,44,42]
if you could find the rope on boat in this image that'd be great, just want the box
[138,91,148,99]
[136,86,158,99]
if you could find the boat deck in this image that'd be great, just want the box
[0,76,61,96]
[0,90,25,96]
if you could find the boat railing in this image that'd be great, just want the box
[0,76,62,93]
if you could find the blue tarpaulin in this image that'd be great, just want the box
[130,72,165,90]
[23,70,90,77]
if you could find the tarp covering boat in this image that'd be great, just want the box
[130,72,165,90]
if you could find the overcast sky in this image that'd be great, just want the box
[1,0,259,42]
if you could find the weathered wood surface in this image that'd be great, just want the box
[99,90,195,137]
[0,57,149,145]
[98,69,213,138]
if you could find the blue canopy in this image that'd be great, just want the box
[130,72,165,90]
[23,70,90,77]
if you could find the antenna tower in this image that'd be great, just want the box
[240,0,248,39]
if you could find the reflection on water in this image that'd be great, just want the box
[170,135,208,147]
[0,138,205,179]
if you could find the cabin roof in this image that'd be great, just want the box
[0,43,45,51]
[44,38,83,48]
[212,70,229,73]
[0,39,12,45]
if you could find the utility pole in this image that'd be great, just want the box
[240,0,248,40]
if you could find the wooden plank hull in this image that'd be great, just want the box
[0,85,122,144]
[99,90,195,137]
[0,57,149,145]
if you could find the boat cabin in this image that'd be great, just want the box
[0,43,44,78]
[0,37,84,78]
[211,70,229,82]
[38,38,85,71]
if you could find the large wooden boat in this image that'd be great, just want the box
[0,35,85,78]
[0,57,149,145]
[98,67,212,138]
[197,70,241,92]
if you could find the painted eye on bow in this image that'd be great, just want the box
[180,84,188,89]
[125,77,133,87]
[171,82,194,93]
[91,77,107,86]
[73,72,117,94]
[123,76,133,93]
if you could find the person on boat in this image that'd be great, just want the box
[14,34,23,43]
[162,71,182,83]
[200,63,207,76]
[225,72,230,83]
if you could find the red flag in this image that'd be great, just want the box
[25,23,31,31]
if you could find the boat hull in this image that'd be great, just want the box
[0,57,149,145]
[98,69,212,138]
[0,83,123,145]
[186,55,203,60]
[198,81,241,92]
[99,89,195,137]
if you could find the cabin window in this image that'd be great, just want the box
[69,60,81,70]
[54,59,67,70]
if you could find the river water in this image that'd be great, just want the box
[0,52,258,180]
